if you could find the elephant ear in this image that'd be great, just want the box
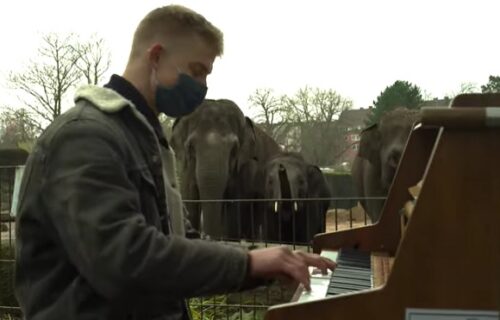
[169,118,188,166]
[306,165,331,198]
[236,117,257,172]
[357,123,381,165]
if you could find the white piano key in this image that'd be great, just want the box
[297,278,331,303]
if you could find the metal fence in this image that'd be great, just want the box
[0,164,387,320]
[1,165,22,320]
[182,197,383,320]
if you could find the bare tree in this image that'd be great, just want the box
[8,33,111,126]
[282,86,353,166]
[248,88,293,147]
[249,86,352,165]
[248,88,280,131]
[9,33,81,124]
[446,81,479,100]
[281,86,315,123]
[0,106,41,151]
[73,34,111,85]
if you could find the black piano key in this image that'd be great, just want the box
[326,287,353,295]
[335,264,370,270]
[337,262,370,269]
[334,268,371,275]
[338,252,370,260]
[343,251,370,257]
[322,249,373,297]
[337,256,371,265]
[328,282,366,291]
[339,257,371,264]
[333,274,371,282]
[333,271,371,279]
[335,264,371,271]
[330,277,371,286]
[330,280,371,290]
[339,252,370,264]
[334,268,372,276]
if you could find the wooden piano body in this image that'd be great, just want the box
[264,93,500,319]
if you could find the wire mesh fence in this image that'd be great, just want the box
[1,165,21,320]
[182,197,384,320]
[0,164,387,320]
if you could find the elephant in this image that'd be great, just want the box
[170,99,281,240]
[352,107,421,223]
[262,152,331,244]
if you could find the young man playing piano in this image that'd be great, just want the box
[13,5,336,320]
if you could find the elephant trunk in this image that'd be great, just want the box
[197,166,228,239]
[278,165,297,216]
[196,135,235,239]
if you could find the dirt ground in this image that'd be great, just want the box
[325,203,372,232]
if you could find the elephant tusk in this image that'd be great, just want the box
[274,201,279,213]
[294,201,298,212]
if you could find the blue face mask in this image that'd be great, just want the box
[154,70,207,118]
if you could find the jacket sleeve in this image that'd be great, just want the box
[41,119,253,306]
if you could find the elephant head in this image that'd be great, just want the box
[358,107,420,192]
[170,99,257,239]
[262,152,330,243]
[264,152,308,219]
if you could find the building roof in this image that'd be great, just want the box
[337,107,373,128]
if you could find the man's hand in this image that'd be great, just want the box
[247,246,336,291]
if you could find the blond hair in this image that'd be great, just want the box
[130,5,223,58]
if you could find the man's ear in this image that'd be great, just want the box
[357,123,381,165]
[147,43,164,68]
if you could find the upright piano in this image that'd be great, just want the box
[264,93,500,319]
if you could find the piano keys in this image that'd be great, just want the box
[294,249,394,303]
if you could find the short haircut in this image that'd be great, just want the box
[130,5,223,58]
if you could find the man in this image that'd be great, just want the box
[14,5,336,320]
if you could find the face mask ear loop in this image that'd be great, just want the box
[151,67,158,84]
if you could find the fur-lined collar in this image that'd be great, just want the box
[74,85,136,113]
[74,84,158,133]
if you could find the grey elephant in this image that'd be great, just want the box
[262,152,331,244]
[170,99,280,239]
[352,107,421,223]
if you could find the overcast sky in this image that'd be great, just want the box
[1,0,499,118]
